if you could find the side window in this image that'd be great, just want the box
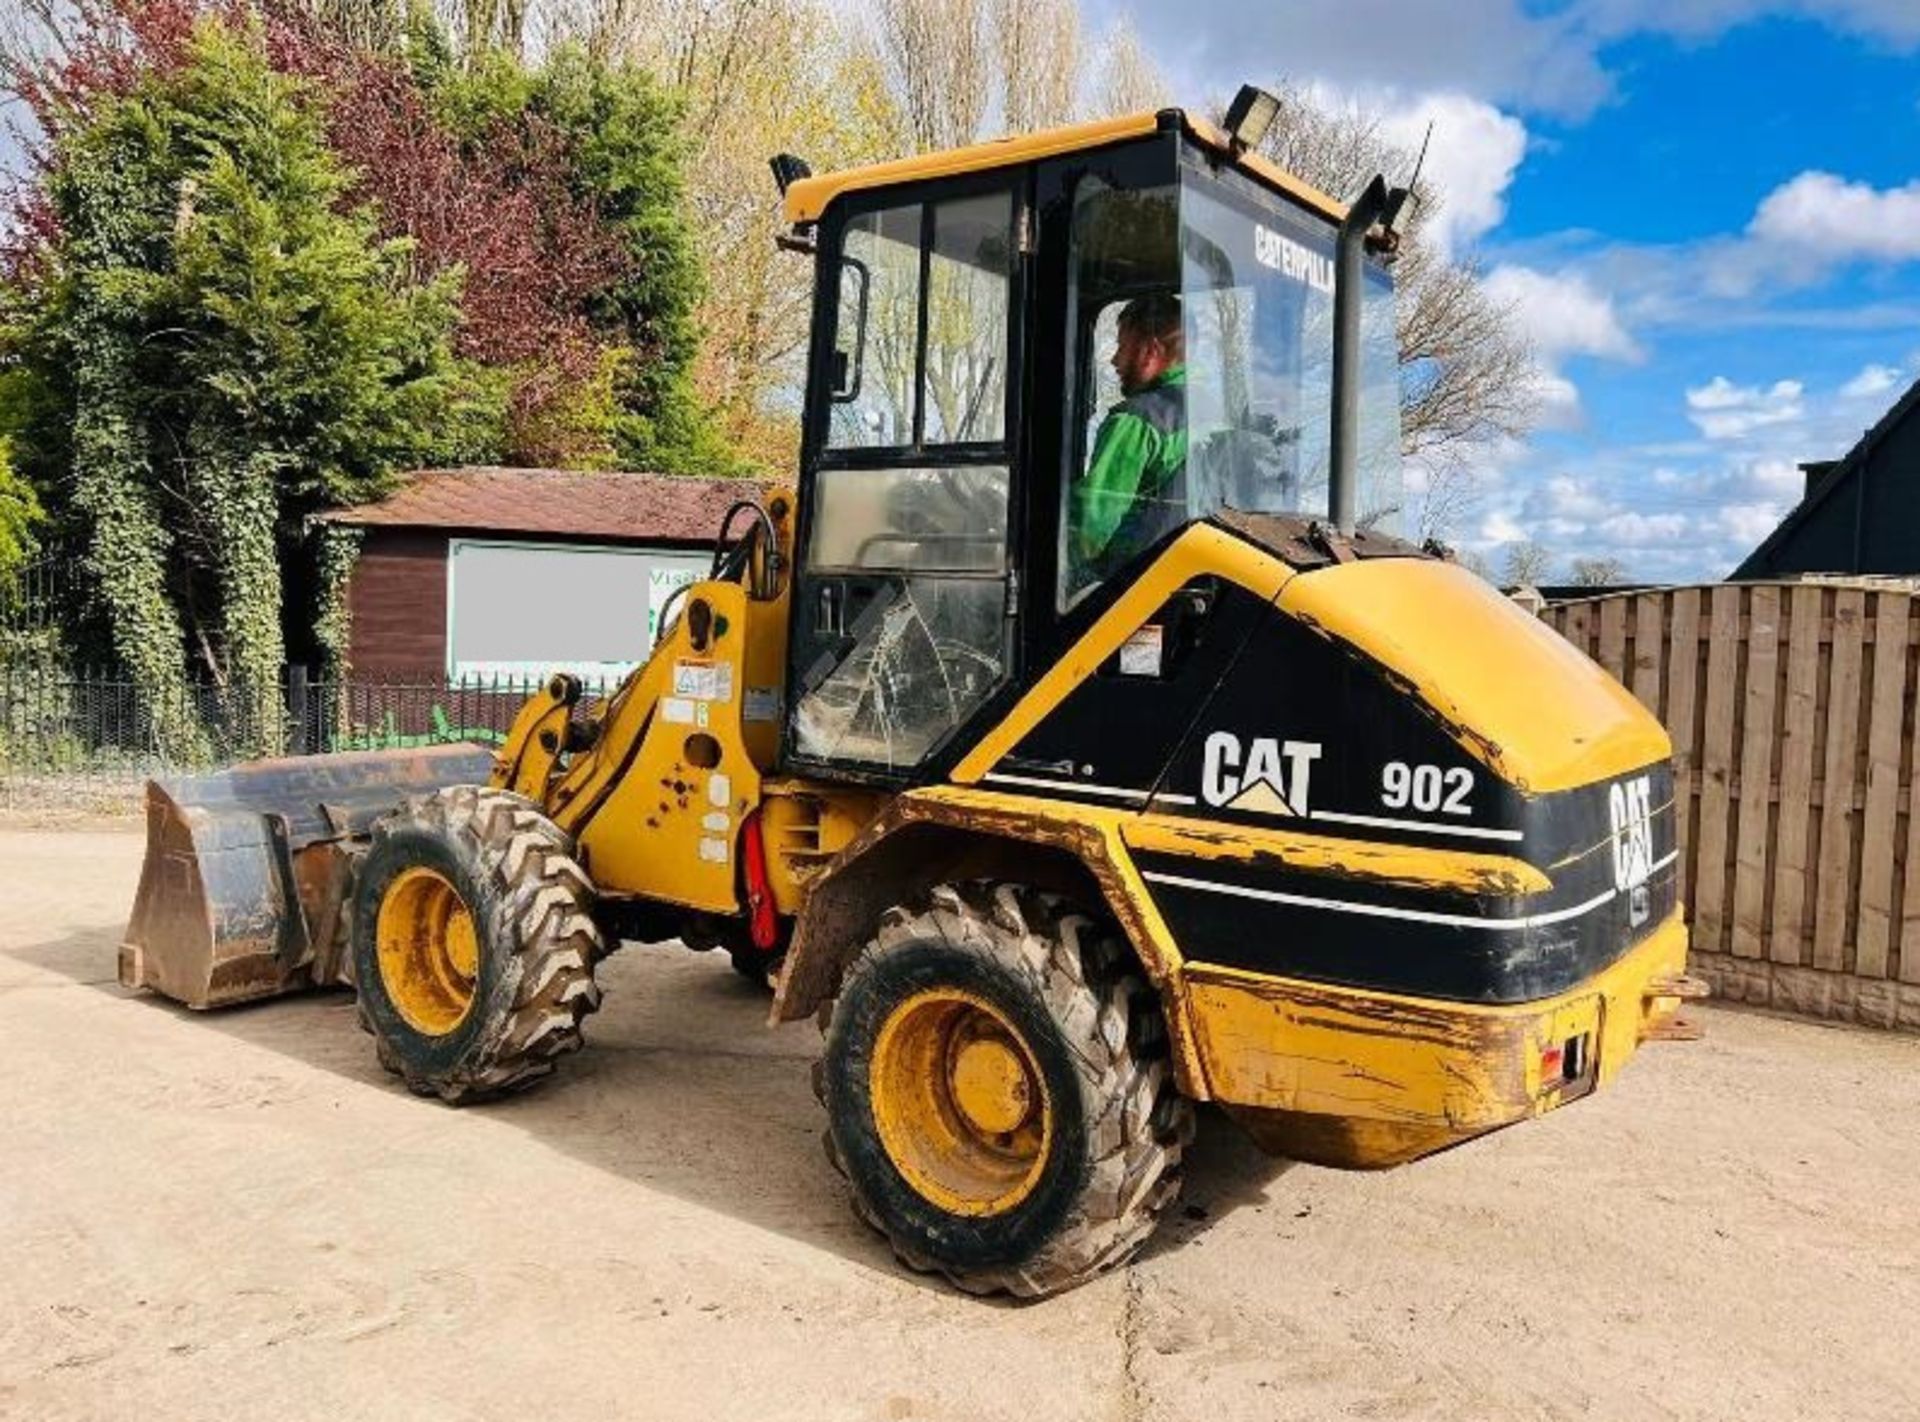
[923,193,1013,444]
[830,204,922,448]
[827,192,1013,450]
[1059,178,1181,607]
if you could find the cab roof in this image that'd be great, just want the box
[781,109,1350,228]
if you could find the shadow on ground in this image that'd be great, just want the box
[9,922,1299,1295]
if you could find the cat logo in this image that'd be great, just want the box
[1201,732,1323,816]
[1610,774,1656,927]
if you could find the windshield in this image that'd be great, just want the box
[1061,167,1402,604]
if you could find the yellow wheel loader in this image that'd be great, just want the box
[122,92,1703,1297]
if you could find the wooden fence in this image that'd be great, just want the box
[1545,581,1920,1030]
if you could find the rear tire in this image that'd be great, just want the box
[816,881,1192,1297]
[352,786,603,1103]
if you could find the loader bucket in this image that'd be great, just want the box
[120,744,496,1009]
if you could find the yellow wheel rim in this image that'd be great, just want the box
[375,867,479,1036]
[869,988,1052,1217]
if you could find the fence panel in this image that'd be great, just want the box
[1546,581,1920,1031]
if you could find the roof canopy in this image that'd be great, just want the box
[781,109,1348,227]
[320,467,771,545]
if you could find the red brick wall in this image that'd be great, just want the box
[346,529,448,675]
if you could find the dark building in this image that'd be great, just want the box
[319,468,764,677]
[1733,377,1920,579]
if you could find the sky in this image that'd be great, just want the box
[8,4,1917,582]
[1094,0,1920,581]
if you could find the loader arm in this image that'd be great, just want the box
[487,493,807,917]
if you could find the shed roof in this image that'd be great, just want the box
[320,467,773,545]
[1732,376,1920,579]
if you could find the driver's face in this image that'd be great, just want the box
[1112,322,1165,397]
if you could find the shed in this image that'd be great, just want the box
[1733,377,1920,578]
[319,467,765,679]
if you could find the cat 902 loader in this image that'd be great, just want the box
[121,91,1703,1297]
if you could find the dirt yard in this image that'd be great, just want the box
[3,823,1919,1422]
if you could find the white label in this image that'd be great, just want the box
[1254,224,1334,294]
[701,811,730,833]
[673,660,734,703]
[708,772,731,808]
[698,836,730,864]
[744,686,782,722]
[1119,625,1164,677]
[661,696,695,725]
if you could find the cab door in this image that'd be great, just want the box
[784,179,1026,781]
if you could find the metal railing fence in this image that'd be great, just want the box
[0,664,620,807]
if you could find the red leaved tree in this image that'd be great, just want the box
[7,0,636,466]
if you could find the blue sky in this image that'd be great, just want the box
[1097,0,1920,580]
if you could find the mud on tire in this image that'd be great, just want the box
[816,881,1194,1298]
[352,786,604,1104]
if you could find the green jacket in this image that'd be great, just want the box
[1070,365,1189,571]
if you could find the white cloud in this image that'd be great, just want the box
[1482,265,1641,361]
[1523,368,1585,430]
[1453,441,1819,583]
[1480,509,1527,544]
[1106,0,1920,127]
[1524,474,1611,521]
[1684,376,1805,439]
[1740,458,1809,501]
[1718,502,1792,544]
[1474,263,1640,426]
[1120,1,1614,122]
[1841,363,1905,400]
[1375,93,1529,257]
[1749,172,1920,262]
[1597,510,1690,543]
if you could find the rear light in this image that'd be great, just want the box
[1541,1035,1590,1085]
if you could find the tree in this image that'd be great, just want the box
[4,18,486,753]
[1250,86,1535,540]
[0,439,37,584]
[511,46,729,470]
[1091,19,1168,114]
[1502,541,1554,587]
[267,13,717,469]
[993,0,1079,132]
[1567,555,1628,587]
[556,0,900,467]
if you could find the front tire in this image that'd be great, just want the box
[352,786,603,1103]
[817,882,1192,1297]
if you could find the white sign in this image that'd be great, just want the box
[447,539,709,681]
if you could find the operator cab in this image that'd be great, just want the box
[779,108,1405,782]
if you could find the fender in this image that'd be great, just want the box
[771,783,1211,1098]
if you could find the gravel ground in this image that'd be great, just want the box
[3,823,1918,1422]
